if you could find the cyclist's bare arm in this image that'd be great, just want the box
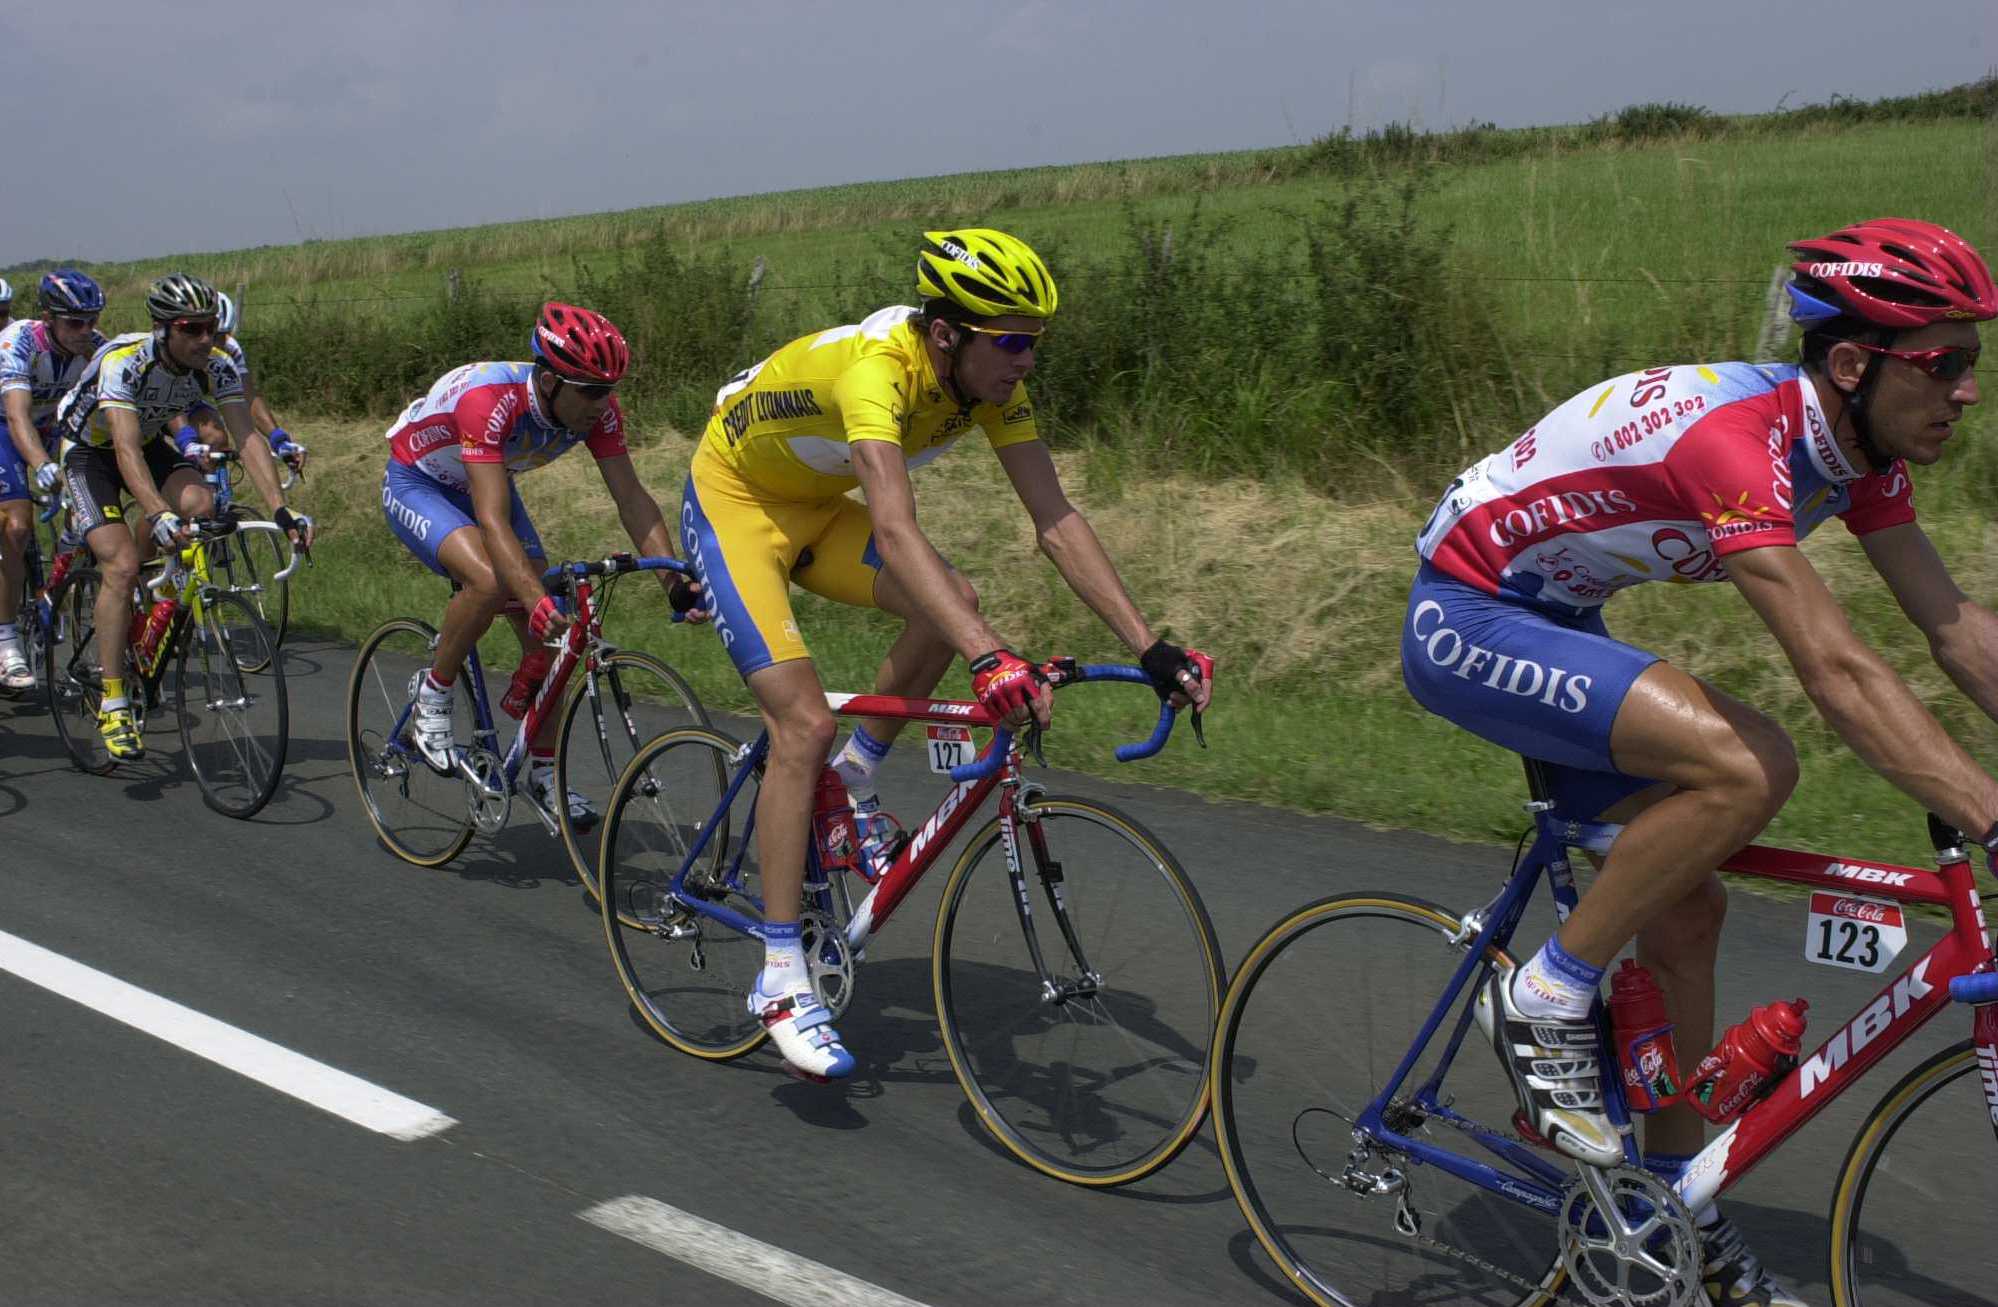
[851,437,1006,660]
[218,398,290,518]
[1728,543,1998,834]
[4,390,45,470]
[106,408,172,521]
[1860,521,1998,723]
[995,439,1158,658]
[466,459,553,617]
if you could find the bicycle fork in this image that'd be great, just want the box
[999,788,1104,1007]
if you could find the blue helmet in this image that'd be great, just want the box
[39,269,105,315]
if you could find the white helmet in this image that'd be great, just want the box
[0,278,13,305]
[216,291,239,335]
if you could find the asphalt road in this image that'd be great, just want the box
[1,635,1988,1306]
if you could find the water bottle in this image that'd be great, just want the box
[500,648,554,719]
[812,767,859,878]
[1683,997,1810,1124]
[1607,959,1681,1112]
[135,597,176,667]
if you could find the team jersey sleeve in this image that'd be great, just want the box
[1663,413,1798,557]
[97,347,143,413]
[1838,461,1917,536]
[0,327,32,394]
[205,350,246,404]
[455,386,518,464]
[829,354,910,448]
[584,396,631,459]
[980,383,1041,451]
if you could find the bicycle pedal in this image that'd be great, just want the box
[1510,1110,1554,1151]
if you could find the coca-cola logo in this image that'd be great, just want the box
[1832,899,1895,924]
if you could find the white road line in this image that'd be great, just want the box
[0,929,456,1141]
[580,1195,934,1307]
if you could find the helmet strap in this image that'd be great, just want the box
[1843,354,1894,474]
[931,317,977,413]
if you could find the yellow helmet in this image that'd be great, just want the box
[915,228,1058,319]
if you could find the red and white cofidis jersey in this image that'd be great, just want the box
[1416,363,1914,612]
[0,319,107,436]
[385,361,628,491]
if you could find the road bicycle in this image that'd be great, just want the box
[42,505,297,817]
[202,457,303,661]
[1211,759,1998,1306]
[595,659,1224,1187]
[346,552,707,883]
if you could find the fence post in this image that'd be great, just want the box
[746,256,766,313]
[447,269,462,304]
[1754,264,1789,360]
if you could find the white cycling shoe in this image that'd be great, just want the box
[528,768,598,830]
[0,643,32,693]
[748,973,855,1082]
[405,671,460,773]
[1700,1213,1811,1307]
[1474,967,1623,1168]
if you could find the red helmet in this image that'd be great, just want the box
[531,302,629,383]
[1786,218,1998,329]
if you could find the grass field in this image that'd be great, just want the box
[35,85,1998,868]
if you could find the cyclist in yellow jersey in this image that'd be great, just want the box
[681,229,1216,1080]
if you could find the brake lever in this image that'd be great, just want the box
[1021,721,1049,769]
[1189,707,1207,749]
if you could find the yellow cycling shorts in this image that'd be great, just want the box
[679,446,884,677]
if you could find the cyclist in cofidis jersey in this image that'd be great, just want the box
[1408,218,1998,1307]
[53,273,312,759]
[0,279,12,332]
[0,270,107,692]
[381,302,703,822]
[681,229,1215,1081]
[214,292,308,479]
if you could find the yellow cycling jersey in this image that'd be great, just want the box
[697,304,1040,502]
[54,332,245,448]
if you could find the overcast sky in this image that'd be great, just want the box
[5,1,1989,266]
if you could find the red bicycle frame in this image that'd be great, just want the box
[1677,834,1997,1210]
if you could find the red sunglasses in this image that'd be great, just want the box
[1849,342,1980,381]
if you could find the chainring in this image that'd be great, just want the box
[1558,1164,1701,1307]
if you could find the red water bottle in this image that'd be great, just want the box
[1608,959,1682,1112]
[812,767,859,877]
[1683,997,1810,1124]
[133,597,175,665]
[500,648,554,719]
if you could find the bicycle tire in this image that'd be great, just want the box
[1212,892,1566,1307]
[598,725,764,1059]
[932,795,1223,1187]
[1827,1039,1994,1307]
[554,648,708,899]
[176,589,287,818]
[42,564,118,775]
[206,527,290,665]
[345,617,476,867]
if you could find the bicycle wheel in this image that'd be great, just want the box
[598,726,764,1059]
[346,617,476,866]
[206,527,290,665]
[176,589,287,817]
[554,648,708,897]
[42,564,116,774]
[1828,1039,1995,1307]
[932,796,1224,1186]
[1212,892,1566,1307]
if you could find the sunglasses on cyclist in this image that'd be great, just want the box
[1849,342,1980,381]
[169,317,218,335]
[566,381,617,400]
[53,313,99,329]
[955,322,1045,355]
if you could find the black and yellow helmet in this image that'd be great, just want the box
[916,228,1058,319]
[145,273,220,323]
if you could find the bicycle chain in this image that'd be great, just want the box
[1366,1096,1593,1306]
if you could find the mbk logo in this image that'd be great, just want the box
[1799,960,1934,1097]
[1826,862,1915,888]
[906,779,974,864]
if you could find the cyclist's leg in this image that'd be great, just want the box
[68,446,146,756]
[0,458,32,687]
[680,468,854,1078]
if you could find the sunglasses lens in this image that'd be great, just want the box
[1933,349,1976,381]
[993,333,1038,354]
[577,383,615,399]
